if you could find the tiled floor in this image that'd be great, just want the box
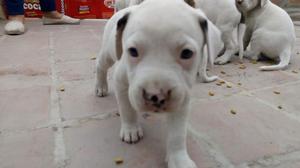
[1,18,300,168]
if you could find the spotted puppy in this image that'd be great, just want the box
[236,0,296,70]
[95,0,221,167]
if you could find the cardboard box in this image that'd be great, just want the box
[64,0,114,19]
[24,0,63,18]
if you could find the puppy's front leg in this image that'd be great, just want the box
[166,102,196,168]
[114,68,143,144]
[215,27,238,65]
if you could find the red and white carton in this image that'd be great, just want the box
[63,0,114,19]
[24,0,63,18]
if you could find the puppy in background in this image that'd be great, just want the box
[195,0,243,65]
[236,0,296,71]
[115,0,144,11]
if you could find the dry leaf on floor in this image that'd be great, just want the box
[230,109,237,115]
[278,105,283,109]
[250,60,257,64]
[239,65,246,69]
[237,82,242,86]
[90,55,97,60]
[226,84,232,88]
[273,91,280,95]
[59,85,65,92]
[209,91,215,96]
[292,70,298,74]
[220,71,226,74]
[114,157,124,165]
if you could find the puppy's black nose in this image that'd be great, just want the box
[150,95,159,103]
[237,0,243,4]
[143,89,171,109]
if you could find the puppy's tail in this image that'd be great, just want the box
[238,13,246,61]
[238,23,246,60]
[198,47,219,83]
[260,50,291,71]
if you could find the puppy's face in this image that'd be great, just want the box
[236,0,262,12]
[125,32,199,113]
[116,0,217,113]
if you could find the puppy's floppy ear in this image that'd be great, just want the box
[116,12,130,60]
[184,0,195,8]
[199,17,222,67]
[260,0,268,7]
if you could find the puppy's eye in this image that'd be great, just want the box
[180,49,194,59]
[128,47,139,57]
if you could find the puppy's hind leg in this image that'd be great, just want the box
[260,48,291,71]
[95,51,114,97]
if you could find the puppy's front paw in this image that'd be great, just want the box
[168,152,197,168]
[214,56,230,65]
[120,124,143,144]
[95,82,108,97]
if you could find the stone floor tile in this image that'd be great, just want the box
[0,31,50,76]
[60,79,118,119]
[56,60,96,81]
[189,94,300,165]
[64,116,217,168]
[0,86,50,130]
[252,82,300,116]
[0,129,54,168]
[210,58,299,91]
[0,75,51,91]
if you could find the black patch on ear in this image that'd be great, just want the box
[117,13,130,31]
[240,13,245,24]
[184,0,195,8]
[116,13,130,60]
[200,19,208,33]
[199,19,208,50]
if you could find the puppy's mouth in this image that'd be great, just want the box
[144,101,170,113]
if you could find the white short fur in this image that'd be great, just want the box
[116,0,243,66]
[236,0,296,70]
[95,0,221,167]
[195,0,243,65]
[115,0,221,82]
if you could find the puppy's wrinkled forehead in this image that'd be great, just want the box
[124,0,199,41]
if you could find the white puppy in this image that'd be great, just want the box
[115,0,242,66]
[195,0,243,65]
[95,0,221,167]
[114,0,221,83]
[236,0,296,70]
